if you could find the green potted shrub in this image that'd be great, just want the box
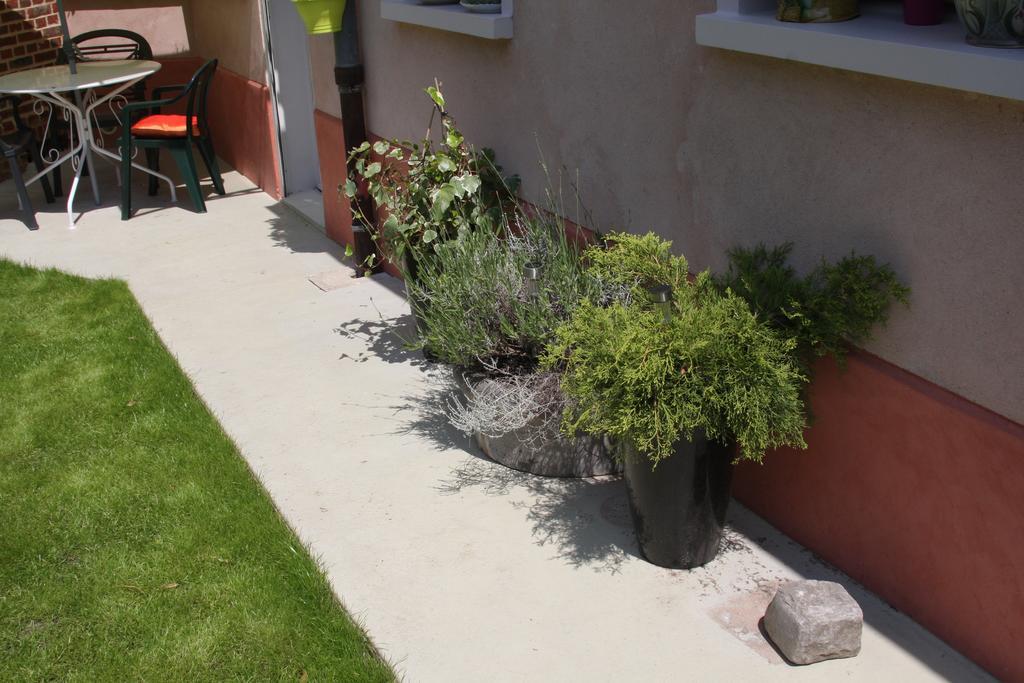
[291,0,346,35]
[715,242,910,383]
[412,204,619,477]
[346,84,518,335]
[543,233,808,568]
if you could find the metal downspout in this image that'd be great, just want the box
[332,1,376,271]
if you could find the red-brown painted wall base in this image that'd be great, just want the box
[734,351,1024,681]
[152,57,282,200]
[313,109,353,247]
[206,67,281,199]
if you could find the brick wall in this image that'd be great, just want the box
[1,1,61,76]
[1,0,61,179]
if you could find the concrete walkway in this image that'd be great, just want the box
[0,168,991,682]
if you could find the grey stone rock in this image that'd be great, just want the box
[764,580,863,665]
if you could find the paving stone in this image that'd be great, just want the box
[764,579,863,665]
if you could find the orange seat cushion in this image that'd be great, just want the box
[131,114,200,138]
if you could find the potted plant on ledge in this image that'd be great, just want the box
[544,233,809,569]
[953,0,1024,47]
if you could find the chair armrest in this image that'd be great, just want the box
[144,84,191,116]
[151,84,188,99]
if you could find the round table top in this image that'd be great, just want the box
[0,59,161,95]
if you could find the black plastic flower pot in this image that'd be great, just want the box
[621,432,734,569]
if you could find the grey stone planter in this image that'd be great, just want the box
[454,371,621,478]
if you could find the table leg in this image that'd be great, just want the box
[30,91,90,228]
[76,106,102,207]
[82,92,122,185]
[66,138,88,228]
[17,93,80,227]
[89,142,178,204]
[24,144,79,187]
[84,77,178,205]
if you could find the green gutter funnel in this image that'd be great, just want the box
[291,0,347,35]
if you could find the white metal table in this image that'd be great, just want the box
[0,59,177,227]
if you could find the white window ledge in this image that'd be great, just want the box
[696,0,1024,102]
[381,0,513,40]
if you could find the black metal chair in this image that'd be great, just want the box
[50,29,154,196]
[1,96,55,230]
[55,29,154,64]
[119,59,224,220]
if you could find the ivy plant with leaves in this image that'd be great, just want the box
[543,233,808,465]
[715,243,910,372]
[344,84,519,281]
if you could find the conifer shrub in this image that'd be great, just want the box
[543,233,808,465]
[584,231,691,303]
[716,242,910,371]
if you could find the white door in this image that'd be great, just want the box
[264,0,321,196]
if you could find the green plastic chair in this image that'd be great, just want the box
[1,96,55,230]
[118,59,225,220]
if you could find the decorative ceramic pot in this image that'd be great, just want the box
[291,0,346,35]
[621,434,734,569]
[454,371,621,478]
[954,0,1024,46]
[777,0,859,22]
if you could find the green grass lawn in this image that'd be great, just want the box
[0,260,394,682]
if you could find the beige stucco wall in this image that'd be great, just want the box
[356,0,1024,424]
[65,0,192,57]
[187,0,267,84]
[309,34,341,118]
